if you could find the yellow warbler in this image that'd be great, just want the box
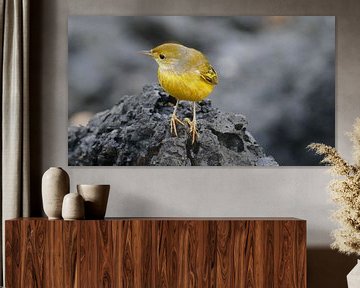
[141,43,218,143]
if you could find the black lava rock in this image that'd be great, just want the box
[68,84,278,166]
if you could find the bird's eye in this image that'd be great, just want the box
[159,54,165,60]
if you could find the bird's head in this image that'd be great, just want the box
[140,43,187,70]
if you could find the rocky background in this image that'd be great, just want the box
[68,16,335,165]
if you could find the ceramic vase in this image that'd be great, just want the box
[77,184,110,219]
[42,167,70,219]
[62,192,85,220]
[347,259,360,288]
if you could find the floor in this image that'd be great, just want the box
[308,248,357,287]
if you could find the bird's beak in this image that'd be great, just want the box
[139,50,152,57]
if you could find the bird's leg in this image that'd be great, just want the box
[170,100,184,137]
[185,102,199,144]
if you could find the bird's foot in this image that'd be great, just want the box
[170,114,184,137]
[184,118,199,144]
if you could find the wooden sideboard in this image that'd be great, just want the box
[5,218,306,287]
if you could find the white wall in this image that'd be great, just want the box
[36,0,360,247]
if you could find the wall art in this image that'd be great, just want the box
[68,16,335,166]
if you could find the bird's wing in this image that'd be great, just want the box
[199,63,218,85]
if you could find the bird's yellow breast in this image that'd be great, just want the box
[158,69,215,102]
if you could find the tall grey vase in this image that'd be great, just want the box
[42,167,70,219]
[347,260,360,288]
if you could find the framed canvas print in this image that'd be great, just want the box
[68,16,335,166]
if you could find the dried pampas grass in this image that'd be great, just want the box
[308,118,360,256]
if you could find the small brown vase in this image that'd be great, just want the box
[42,167,70,219]
[62,192,85,220]
[77,184,110,219]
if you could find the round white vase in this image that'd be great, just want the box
[62,192,85,220]
[42,167,70,219]
[347,259,360,288]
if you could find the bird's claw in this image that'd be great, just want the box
[170,115,184,137]
[184,118,199,144]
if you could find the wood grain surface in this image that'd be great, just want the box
[5,218,306,287]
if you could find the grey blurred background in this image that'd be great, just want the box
[68,16,335,165]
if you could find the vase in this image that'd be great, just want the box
[62,192,85,220]
[42,167,70,219]
[77,184,110,219]
[347,259,360,288]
